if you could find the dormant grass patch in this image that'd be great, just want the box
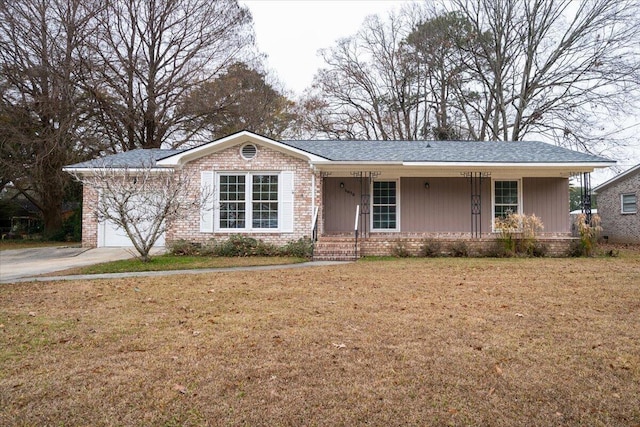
[1,253,639,426]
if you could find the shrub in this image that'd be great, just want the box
[494,213,544,257]
[482,240,509,258]
[280,237,313,258]
[391,240,412,257]
[448,241,469,257]
[528,241,549,257]
[169,236,313,258]
[168,239,202,256]
[50,208,82,242]
[571,214,602,257]
[213,235,261,257]
[567,239,585,257]
[420,239,442,257]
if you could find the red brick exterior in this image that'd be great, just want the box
[77,137,577,256]
[359,235,574,257]
[81,185,99,248]
[596,168,640,244]
[168,143,320,246]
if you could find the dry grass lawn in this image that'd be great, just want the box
[1,251,639,426]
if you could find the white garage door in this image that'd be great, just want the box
[100,219,165,248]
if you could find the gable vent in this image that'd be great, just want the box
[241,143,257,160]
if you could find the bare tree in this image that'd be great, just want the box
[446,0,640,149]
[301,8,429,140]
[304,0,640,152]
[0,0,104,236]
[70,165,210,261]
[90,0,255,151]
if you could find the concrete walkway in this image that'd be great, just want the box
[0,246,349,283]
[1,260,350,284]
[0,246,163,283]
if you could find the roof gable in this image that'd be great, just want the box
[156,131,328,166]
[594,163,640,192]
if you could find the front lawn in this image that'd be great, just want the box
[1,255,639,426]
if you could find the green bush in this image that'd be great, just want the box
[279,237,313,258]
[51,208,82,242]
[169,235,312,258]
[213,235,260,257]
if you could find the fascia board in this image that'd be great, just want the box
[402,161,616,169]
[62,167,174,175]
[311,160,615,171]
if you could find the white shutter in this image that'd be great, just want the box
[200,171,214,232]
[279,171,294,232]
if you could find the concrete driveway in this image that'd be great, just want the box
[0,246,146,283]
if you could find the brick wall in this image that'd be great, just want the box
[597,170,639,244]
[81,185,99,248]
[169,143,318,246]
[359,234,574,257]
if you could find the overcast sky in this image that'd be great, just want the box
[241,0,412,95]
[240,0,639,181]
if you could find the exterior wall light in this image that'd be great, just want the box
[424,182,430,189]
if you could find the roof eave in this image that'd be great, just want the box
[63,166,174,175]
[594,163,640,192]
[405,161,615,169]
[311,160,615,169]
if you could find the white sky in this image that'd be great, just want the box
[241,0,413,95]
[241,0,639,182]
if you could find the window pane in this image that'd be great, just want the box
[220,175,245,228]
[495,181,519,218]
[252,175,278,228]
[373,181,397,229]
[622,194,637,213]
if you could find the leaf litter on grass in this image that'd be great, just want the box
[1,253,639,426]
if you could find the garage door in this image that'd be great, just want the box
[100,219,165,248]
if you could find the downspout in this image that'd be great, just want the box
[310,164,316,234]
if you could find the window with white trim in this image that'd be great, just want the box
[252,175,278,228]
[219,175,247,229]
[621,193,637,214]
[372,181,397,230]
[494,180,520,218]
[219,173,279,230]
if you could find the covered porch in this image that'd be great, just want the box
[312,166,580,260]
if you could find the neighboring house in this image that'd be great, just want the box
[64,130,614,258]
[593,164,640,244]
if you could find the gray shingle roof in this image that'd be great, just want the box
[280,140,611,163]
[65,149,185,169]
[65,140,611,169]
